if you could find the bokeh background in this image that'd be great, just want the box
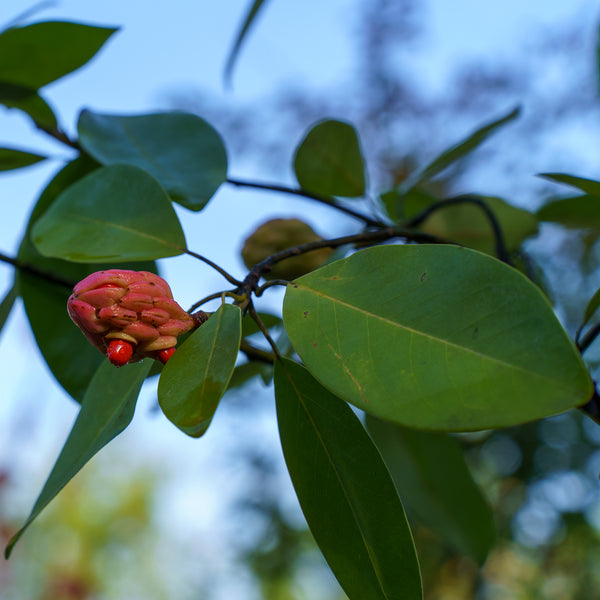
[2,1,600,598]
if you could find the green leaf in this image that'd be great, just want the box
[417,196,538,255]
[283,245,592,431]
[539,173,600,196]
[576,288,600,344]
[274,359,422,600]
[293,119,366,197]
[4,358,151,559]
[31,164,186,262]
[18,157,157,402]
[365,416,494,564]
[0,82,57,129]
[158,304,242,437]
[537,195,600,230]
[0,284,17,336]
[78,110,228,211]
[0,21,117,89]
[0,147,46,170]
[224,0,269,85]
[406,106,520,190]
[380,187,437,224]
[227,361,272,391]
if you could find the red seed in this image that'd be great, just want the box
[107,339,134,367]
[157,347,176,365]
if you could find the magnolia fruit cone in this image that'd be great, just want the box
[241,218,333,280]
[67,269,194,367]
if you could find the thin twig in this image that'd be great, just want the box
[579,385,600,426]
[37,126,80,150]
[183,249,243,286]
[226,176,385,228]
[578,323,600,354]
[187,289,238,313]
[255,279,290,296]
[248,301,281,358]
[0,251,75,289]
[405,195,512,264]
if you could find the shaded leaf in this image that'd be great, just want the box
[0,21,117,89]
[32,164,186,262]
[539,173,600,196]
[293,119,366,197]
[275,359,422,600]
[78,110,228,211]
[241,311,282,338]
[537,195,600,230]
[406,106,520,190]
[0,284,17,337]
[18,157,156,402]
[0,82,57,129]
[576,287,600,344]
[366,416,495,564]
[4,358,151,558]
[158,304,241,437]
[0,147,46,170]
[224,0,270,86]
[283,245,592,430]
[380,186,436,224]
[227,361,272,391]
[417,196,538,255]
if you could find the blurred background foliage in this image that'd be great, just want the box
[3,0,600,598]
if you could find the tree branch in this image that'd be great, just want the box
[0,252,75,289]
[404,195,512,264]
[226,176,385,228]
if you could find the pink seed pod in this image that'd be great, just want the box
[67,269,194,366]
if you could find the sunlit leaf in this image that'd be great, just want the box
[416,196,538,255]
[293,119,366,197]
[158,304,241,437]
[224,0,270,85]
[275,359,422,600]
[4,359,151,559]
[78,110,228,211]
[283,245,592,430]
[0,147,46,170]
[0,21,117,89]
[32,164,186,262]
[405,106,520,190]
[0,82,57,129]
[537,195,600,230]
[366,416,495,564]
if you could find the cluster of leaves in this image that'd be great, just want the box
[1,15,600,600]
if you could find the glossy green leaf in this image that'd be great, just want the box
[0,21,117,89]
[32,164,186,262]
[158,304,242,437]
[0,82,57,129]
[224,0,269,85]
[536,195,600,230]
[366,416,494,564]
[0,147,46,170]
[18,157,157,402]
[539,173,600,196]
[4,359,150,559]
[78,110,228,211]
[293,120,366,197]
[275,359,422,600]
[0,284,17,337]
[417,196,538,255]
[283,245,592,431]
[406,107,520,190]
